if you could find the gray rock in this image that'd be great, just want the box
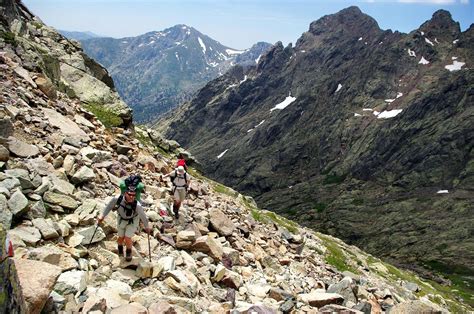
[32,218,59,240]
[5,169,35,189]
[42,108,90,142]
[7,137,39,157]
[8,225,42,245]
[327,277,357,305]
[71,166,95,184]
[49,175,74,195]
[43,191,78,209]
[0,145,10,162]
[209,208,235,236]
[54,270,87,295]
[0,177,21,190]
[77,225,106,245]
[8,189,29,217]
[0,194,13,229]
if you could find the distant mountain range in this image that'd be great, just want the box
[78,25,271,122]
[159,6,474,286]
[59,30,101,41]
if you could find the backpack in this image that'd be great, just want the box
[119,174,144,201]
[176,158,187,170]
[172,170,189,188]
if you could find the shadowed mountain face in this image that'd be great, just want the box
[162,7,474,276]
[80,26,271,122]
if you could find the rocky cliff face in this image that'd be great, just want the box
[79,27,272,122]
[161,6,474,288]
[0,0,132,126]
[0,2,471,313]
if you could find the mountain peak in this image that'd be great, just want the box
[419,9,460,38]
[308,6,380,37]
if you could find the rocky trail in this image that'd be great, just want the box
[0,1,472,313]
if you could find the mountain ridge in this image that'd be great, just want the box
[160,6,474,291]
[80,25,272,122]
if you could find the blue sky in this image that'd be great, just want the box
[23,0,473,49]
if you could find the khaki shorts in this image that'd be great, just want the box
[174,188,187,202]
[117,215,139,238]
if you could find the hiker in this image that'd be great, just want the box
[162,165,191,218]
[176,153,188,171]
[97,176,151,261]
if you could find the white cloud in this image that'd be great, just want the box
[460,0,469,3]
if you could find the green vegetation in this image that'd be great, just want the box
[83,102,123,128]
[250,208,299,234]
[312,202,327,213]
[351,198,364,205]
[318,234,359,274]
[31,21,43,29]
[0,31,17,46]
[323,173,346,185]
[365,256,471,312]
[213,183,239,198]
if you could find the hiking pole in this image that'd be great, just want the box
[147,231,151,262]
[88,224,100,249]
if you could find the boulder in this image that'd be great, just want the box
[298,291,344,307]
[10,258,61,314]
[32,218,59,240]
[54,270,87,295]
[7,137,39,157]
[209,208,235,236]
[8,190,29,217]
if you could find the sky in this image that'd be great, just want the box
[23,0,473,50]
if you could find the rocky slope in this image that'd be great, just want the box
[0,1,471,313]
[80,26,272,122]
[160,6,474,289]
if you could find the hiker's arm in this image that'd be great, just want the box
[98,196,119,221]
[136,204,150,229]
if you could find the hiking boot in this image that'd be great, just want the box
[118,244,124,256]
[125,248,132,262]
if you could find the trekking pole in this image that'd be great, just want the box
[147,232,151,262]
[88,224,99,249]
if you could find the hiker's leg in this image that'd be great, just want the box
[124,237,133,249]
[117,218,126,256]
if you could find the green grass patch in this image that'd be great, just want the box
[83,102,123,128]
[318,234,359,274]
[365,258,471,312]
[323,173,346,185]
[250,208,299,234]
[1,31,17,46]
[213,183,239,198]
[31,21,43,29]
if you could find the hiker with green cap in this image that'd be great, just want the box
[97,175,151,261]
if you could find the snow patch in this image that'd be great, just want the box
[408,49,416,57]
[255,120,265,128]
[217,149,228,159]
[363,108,373,111]
[385,98,395,103]
[453,39,459,44]
[452,56,457,60]
[122,41,128,44]
[420,31,425,35]
[198,37,206,53]
[358,37,363,41]
[255,54,262,64]
[335,83,342,93]
[208,61,218,67]
[445,60,465,72]
[148,40,155,45]
[240,75,248,84]
[437,190,449,194]
[226,49,244,55]
[138,43,144,47]
[419,56,429,65]
[354,113,362,117]
[175,52,179,61]
[373,111,380,116]
[270,95,297,112]
[377,109,402,119]
[425,38,434,46]
[397,92,403,98]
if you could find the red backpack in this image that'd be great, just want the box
[176,158,187,170]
